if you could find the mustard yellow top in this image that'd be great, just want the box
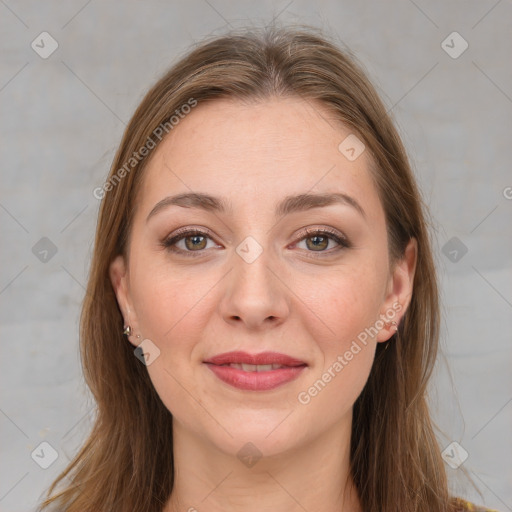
[454,497,500,511]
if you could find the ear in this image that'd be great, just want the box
[110,255,140,347]
[376,237,417,342]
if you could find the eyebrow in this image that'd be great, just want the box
[146,191,366,222]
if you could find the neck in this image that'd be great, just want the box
[163,417,362,512]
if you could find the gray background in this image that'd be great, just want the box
[1,1,511,511]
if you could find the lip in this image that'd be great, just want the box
[204,351,306,367]
[203,351,308,391]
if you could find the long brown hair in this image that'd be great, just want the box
[38,22,463,512]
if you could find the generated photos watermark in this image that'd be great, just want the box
[297,301,402,405]
[93,97,198,200]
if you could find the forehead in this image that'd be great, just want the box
[138,97,383,222]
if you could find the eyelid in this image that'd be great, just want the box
[165,225,218,242]
[294,226,350,246]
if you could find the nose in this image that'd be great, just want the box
[219,244,290,331]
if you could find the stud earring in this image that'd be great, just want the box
[123,325,142,343]
[384,320,398,332]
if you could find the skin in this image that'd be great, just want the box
[110,96,417,512]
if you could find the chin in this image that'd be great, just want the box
[236,407,320,455]
[216,425,309,462]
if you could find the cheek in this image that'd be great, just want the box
[298,341,375,423]
[131,269,215,347]
[296,258,386,344]
[293,271,382,416]
[295,261,385,398]
[128,265,217,420]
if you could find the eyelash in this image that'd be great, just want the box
[161,226,351,259]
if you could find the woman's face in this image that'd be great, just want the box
[110,97,416,457]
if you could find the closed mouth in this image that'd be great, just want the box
[203,351,308,391]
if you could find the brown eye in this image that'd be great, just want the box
[184,234,207,251]
[293,228,351,257]
[305,234,329,251]
[162,229,219,257]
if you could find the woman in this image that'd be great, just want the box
[38,23,498,512]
